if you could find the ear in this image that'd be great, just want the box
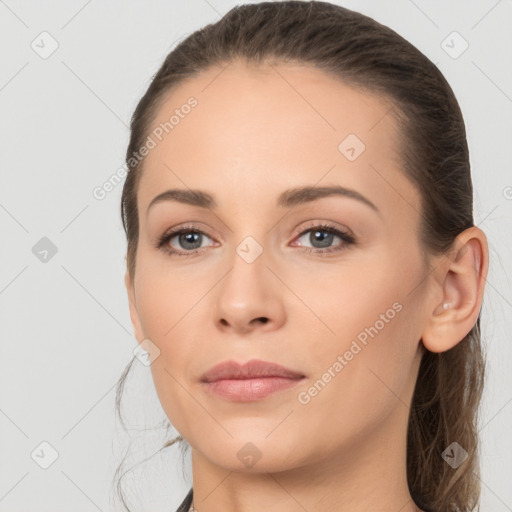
[124,270,145,342]
[421,226,489,353]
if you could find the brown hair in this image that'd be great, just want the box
[117,2,485,511]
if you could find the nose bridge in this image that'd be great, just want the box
[223,206,273,271]
[212,228,285,333]
[223,234,270,303]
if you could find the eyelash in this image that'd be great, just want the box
[155,222,356,258]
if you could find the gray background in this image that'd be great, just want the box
[1,0,511,510]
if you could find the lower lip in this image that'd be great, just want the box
[203,377,304,401]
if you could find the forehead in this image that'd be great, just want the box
[136,59,418,218]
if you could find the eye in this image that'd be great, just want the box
[291,223,355,255]
[156,225,216,257]
[155,222,356,258]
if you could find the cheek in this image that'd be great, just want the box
[133,252,210,340]
[292,305,419,454]
[295,259,408,352]
[133,257,210,427]
[294,252,422,419]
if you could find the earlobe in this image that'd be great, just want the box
[124,271,145,343]
[421,227,488,354]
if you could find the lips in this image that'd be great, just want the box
[200,359,306,402]
[200,359,305,383]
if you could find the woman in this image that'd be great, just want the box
[117,2,489,511]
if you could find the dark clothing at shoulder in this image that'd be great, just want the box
[175,488,193,512]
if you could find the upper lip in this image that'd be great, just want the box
[200,359,305,383]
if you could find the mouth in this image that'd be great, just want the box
[200,359,306,402]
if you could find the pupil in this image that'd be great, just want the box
[181,232,201,249]
[312,230,333,248]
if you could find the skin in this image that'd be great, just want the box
[125,59,488,512]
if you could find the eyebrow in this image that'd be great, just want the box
[147,185,379,214]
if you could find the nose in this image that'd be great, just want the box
[214,250,286,335]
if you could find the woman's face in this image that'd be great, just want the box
[126,60,434,473]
